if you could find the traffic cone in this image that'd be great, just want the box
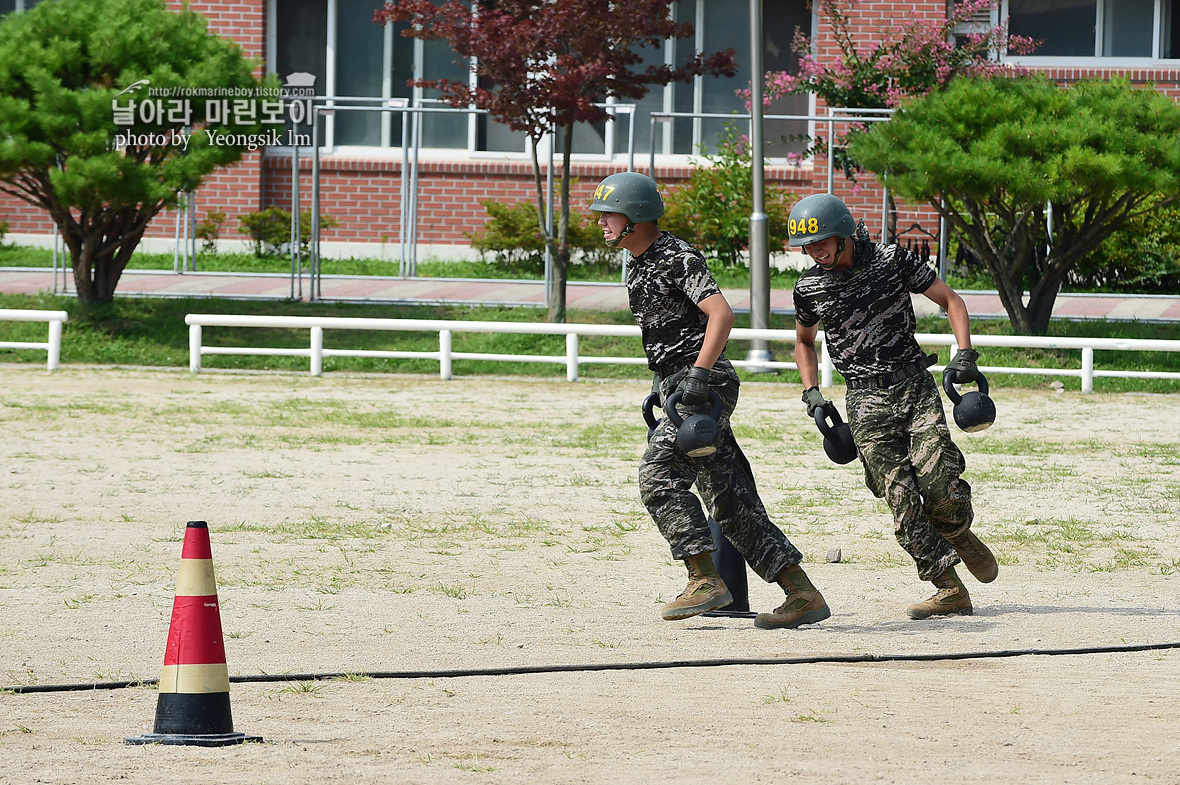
[126,521,261,747]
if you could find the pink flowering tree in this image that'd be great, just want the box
[742,0,1038,176]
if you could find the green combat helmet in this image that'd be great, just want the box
[787,193,856,247]
[589,172,665,247]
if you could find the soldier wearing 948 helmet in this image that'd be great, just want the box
[789,193,998,620]
[590,172,830,630]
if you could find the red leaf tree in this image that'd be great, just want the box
[376,0,737,322]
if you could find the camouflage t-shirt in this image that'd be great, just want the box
[792,238,936,380]
[627,232,723,370]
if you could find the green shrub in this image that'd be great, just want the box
[661,123,796,268]
[0,218,8,248]
[237,207,339,257]
[466,199,621,277]
[1069,199,1180,293]
[196,210,227,255]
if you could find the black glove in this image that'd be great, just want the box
[802,386,836,419]
[946,348,980,384]
[678,366,712,407]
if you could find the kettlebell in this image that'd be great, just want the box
[664,389,723,458]
[942,369,996,433]
[641,392,661,441]
[814,407,857,465]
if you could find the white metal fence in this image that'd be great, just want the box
[0,309,68,371]
[184,314,1180,393]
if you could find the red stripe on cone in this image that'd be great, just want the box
[180,525,213,560]
[162,595,227,667]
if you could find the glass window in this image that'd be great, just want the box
[1165,0,1180,58]
[1009,0,1096,57]
[700,0,751,150]
[418,39,469,150]
[1,0,18,15]
[276,0,327,89]
[335,0,385,146]
[763,0,811,160]
[1103,0,1154,56]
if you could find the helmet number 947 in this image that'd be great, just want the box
[790,217,819,236]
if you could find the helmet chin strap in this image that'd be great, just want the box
[606,219,636,248]
[835,236,846,261]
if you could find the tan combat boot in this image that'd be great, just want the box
[661,552,733,621]
[754,564,831,629]
[907,566,973,619]
[945,530,998,583]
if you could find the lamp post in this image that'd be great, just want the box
[746,0,774,371]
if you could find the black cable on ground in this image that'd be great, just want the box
[6,640,1180,695]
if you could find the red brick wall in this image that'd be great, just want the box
[161,0,268,238]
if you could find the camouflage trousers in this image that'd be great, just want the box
[845,370,973,581]
[639,359,802,582]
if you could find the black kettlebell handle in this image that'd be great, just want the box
[813,405,845,438]
[641,392,660,431]
[942,369,989,404]
[664,389,723,427]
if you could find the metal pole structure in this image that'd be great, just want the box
[310,108,322,303]
[291,141,300,301]
[745,0,774,371]
[188,190,197,271]
[544,128,555,309]
[938,199,949,281]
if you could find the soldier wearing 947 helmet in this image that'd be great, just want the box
[789,193,998,620]
[590,172,830,630]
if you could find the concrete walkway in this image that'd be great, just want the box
[4,267,1180,322]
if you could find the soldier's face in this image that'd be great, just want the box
[596,211,627,246]
[803,236,841,269]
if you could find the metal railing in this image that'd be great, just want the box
[0,309,68,370]
[184,314,1180,393]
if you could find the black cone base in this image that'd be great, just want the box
[125,691,262,746]
[125,731,263,747]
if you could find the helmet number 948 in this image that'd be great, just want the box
[790,217,819,236]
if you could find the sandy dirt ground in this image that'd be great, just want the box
[1,365,1179,785]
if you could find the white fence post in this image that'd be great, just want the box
[820,335,834,389]
[1081,347,1094,394]
[310,326,323,377]
[439,329,452,380]
[566,332,579,382]
[47,319,62,371]
[0,309,69,371]
[189,324,202,373]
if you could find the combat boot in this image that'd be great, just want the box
[661,552,733,621]
[754,564,831,629]
[907,566,972,619]
[945,529,998,583]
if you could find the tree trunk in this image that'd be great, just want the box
[529,128,573,324]
[62,207,154,307]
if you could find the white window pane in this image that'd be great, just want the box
[1103,0,1154,56]
[700,0,750,152]
[1165,0,1180,58]
[763,0,811,159]
[277,0,327,88]
[420,39,468,149]
[336,0,385,146]
[1009,0,1095,56]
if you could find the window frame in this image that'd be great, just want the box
[1001,0,1180,64]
